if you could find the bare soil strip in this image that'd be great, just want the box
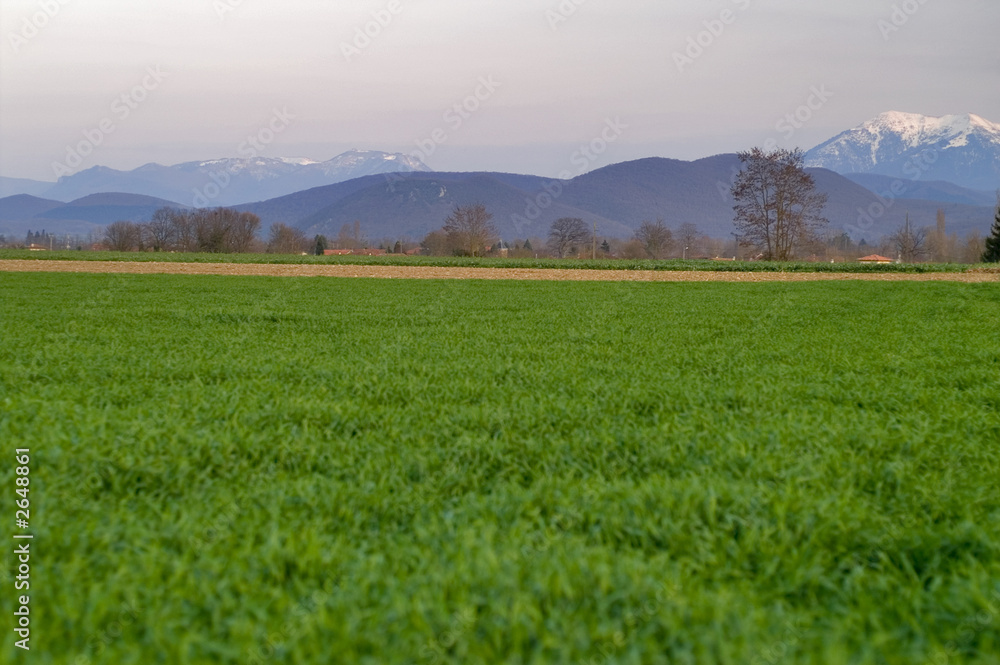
[1,260,997,282]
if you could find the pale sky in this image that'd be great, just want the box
[1,0,997,181]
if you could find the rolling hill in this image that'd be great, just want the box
[4,157,994,244]
[235,156,995,242]
[0,192,187,239]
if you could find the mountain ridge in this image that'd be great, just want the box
[2,158,994,243]
[805,111,1000,191]
[3,150,431,207]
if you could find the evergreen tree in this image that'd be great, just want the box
[393,240,403,254]
[983,201,1000,263]
[314,235,328,256]
[523,238,532,251]
[601,240,610,253]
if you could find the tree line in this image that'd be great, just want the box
[102,208,315,254]
[67,161,999,264]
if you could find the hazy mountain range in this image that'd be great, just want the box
[3,157,993,244]
[0,150,430,205]
[1,112,997,243]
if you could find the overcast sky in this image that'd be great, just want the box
[1,0,997,181]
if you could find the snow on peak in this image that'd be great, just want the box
[280,157,319,166]
[805,111,1000,190]
[865,111,998,149]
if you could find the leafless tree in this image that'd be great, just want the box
[193,210,229,253]
[336,221,365,250]
[190,208,261,253]
[678,222,700,258]
[618,238,648,259]
[731,148,828,260]
[171,211,197,252]
[228,211,261,253]
[103,220,142,252]
[891,214,928,263]
[443,204,497,257]
[547,217,592,258]
[634,219,674,259]
[267,223,310,254]
[145,207,178,252]
[420,230,451,256]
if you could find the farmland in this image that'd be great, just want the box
[1,272,998,664]
[0,249,989,273]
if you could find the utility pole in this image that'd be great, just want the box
[592,221,597,260]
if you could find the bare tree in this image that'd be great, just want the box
[193,210,229,253]
[891,214,927,263]
[927,209,949,263]
[618,238,648,259]
[964,231,985,263]
[267,223,310,254]
[634,219,674,259]
[678,222,700,258]
[168,211,196,252]
[443,204,497,257]
[547,217,592,258]
[336,222,364,250]
[103,221,142,252]
[228,211,261,253]
[731,148,828,260]
[145,207,178,252]
[189,208,262,253]
[420,230,451,256]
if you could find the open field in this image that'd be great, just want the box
[1,249,994,273]
[1,273,998,664]
[1,259,999,283]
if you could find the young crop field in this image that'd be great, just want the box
[0,249,988,273]
[1,272,998,664]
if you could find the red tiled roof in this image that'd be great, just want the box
[858,255,894,262]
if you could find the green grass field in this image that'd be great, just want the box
[1,272,998,664]
[0,249,988,273]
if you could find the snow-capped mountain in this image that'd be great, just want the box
[40,150,431,206]
[805,112,1000,191]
